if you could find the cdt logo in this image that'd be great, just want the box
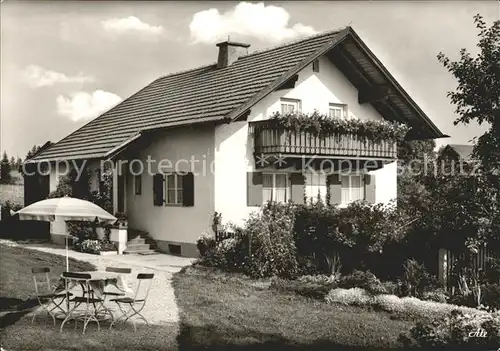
[468,328,487,338]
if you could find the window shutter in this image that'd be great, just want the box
[247,172,263,206]
[290,172,305,204]
[328,174,342,205]
[364,174,376,204]
[153,173,164,206]
[182,172,195,207]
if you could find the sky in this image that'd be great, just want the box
[1,0,498,159]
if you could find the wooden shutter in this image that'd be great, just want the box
[182,172,195,207]
[290,173,305,204]
[364,174,376,203]
[153,173,164,206]
[247,172,263,206]
[328,174,342,205]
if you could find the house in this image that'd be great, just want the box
[27,27,445,257]
[23,141,53,206]
[438,144,474,163]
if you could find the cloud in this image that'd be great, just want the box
[189,2,317,44]
[56,90,122,122]
[101,16,164,36]
[22,65,95,88]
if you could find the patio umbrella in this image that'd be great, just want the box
[11,196,117,270]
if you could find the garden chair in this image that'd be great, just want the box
[31,267,71,326]
[102,267,132,299]
[109,273,154,332]
[60,272,107,334]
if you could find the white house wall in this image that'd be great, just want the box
[214,55,396,226]
[125,126,215,255]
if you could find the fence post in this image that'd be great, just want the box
[438,248,449,289]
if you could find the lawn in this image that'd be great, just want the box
[0,243,96,314]
[173,265,421,350]
[0,244,179,350]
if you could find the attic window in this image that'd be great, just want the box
[280,98,301,114]
[312,59,320,72]
[329,103,348,119]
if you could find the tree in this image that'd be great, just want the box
[398,139,436,164]
[15,157,23,170]
[0,151,11,183]
[437,14,500,176]
[26,145,41,160]
[9,156,15,168]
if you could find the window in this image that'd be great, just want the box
[305,172,327,203]
[168,244,182,256]
[280,98,301,114]
[329,103,347,119]
[165,173,183,205]
[312,59,320,72]
[341,175,364,204]
[263,173,289,203]
[134,175,142,195]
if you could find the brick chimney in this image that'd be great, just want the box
[216,41,250,68]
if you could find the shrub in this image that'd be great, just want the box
[67,220,98,243]
[399,310,500,350]
[481,283,500,309]
[293,201,399,275]
[271,275,336,299]
[243,202,299,278]
[197,233,217,258]
[325,288,372,306]
[99,240,116,252]
[483,257,500,283]
[338,270,387,295]
[1,200,22,221]
[422,289,448,303]
[75,239,102,254]
[402,259,440,298]
[381,280,401,296]
[326,287,488,320]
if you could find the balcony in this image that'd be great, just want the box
[251,120,397,160]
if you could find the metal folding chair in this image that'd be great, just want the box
[109,273,154,332]
[103,267,132,299]
[60,272,106,334]
[31,267,71,326]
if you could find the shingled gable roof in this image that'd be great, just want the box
[32,26,444,162]
[443,144,474,161]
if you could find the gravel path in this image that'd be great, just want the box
[14,242,194,326]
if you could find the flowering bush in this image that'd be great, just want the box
[243,202,299,278]
[252,111,410,143]
[326,287,488,320]
[75,239,102,255]
[399,309,500,349]
[325,287,372,306]
[422,289,448,303]
[337,270,387,295]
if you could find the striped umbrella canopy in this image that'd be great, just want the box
[11,196,116,223]
[11,197,116,271]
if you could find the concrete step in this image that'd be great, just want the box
[127,238,146,245]
[123,249,159,255]
[126,243,150,251]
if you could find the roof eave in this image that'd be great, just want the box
[346,28,445,139]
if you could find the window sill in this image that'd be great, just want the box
[164,203,183,207]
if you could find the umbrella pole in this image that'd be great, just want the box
[66,236,69,271]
